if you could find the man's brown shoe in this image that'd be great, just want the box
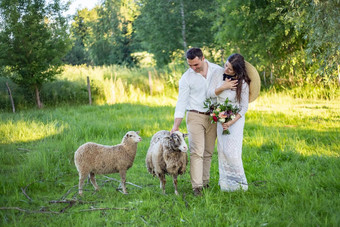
[193,187,202,197]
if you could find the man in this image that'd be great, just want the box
[170,47,225,196]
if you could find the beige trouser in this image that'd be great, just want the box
[186,111,217,189]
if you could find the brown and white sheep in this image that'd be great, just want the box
[146,130,188,195]
[74,131,142,195]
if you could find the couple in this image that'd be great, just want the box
[170,47,260,196]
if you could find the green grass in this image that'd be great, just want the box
[0,92,339,226]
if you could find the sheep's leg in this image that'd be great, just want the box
[173,175,179,195]
[78,172,87,196]
[119,170,128,194]
[89,172,100,191]
[159,174,166,194]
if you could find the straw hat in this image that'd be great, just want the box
[245,61,261,102]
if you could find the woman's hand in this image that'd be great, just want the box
[222,122,231,130]
[214,79,238,96]
[221,79,238,90]
[222,114,241,130]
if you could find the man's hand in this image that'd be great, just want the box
[170,127,178,134]
[171,118,183,134]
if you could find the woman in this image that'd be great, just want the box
[208,53,250,192]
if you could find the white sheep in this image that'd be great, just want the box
[74,131,142,195]
[146,130,188,195]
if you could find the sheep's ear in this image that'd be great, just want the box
[136,131,140,135]
[183,133,188,138]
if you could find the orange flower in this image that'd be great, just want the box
[218,111,227,119]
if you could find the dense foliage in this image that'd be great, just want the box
[65,0,139,66]
[64,0,339,79]
[213,0,339,85]
[135,0,217,66]
[291,0,340,78]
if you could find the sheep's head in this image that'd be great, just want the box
[169,131,188,153]
[123,131,142,143]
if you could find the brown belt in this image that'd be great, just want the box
[188,110,210,115]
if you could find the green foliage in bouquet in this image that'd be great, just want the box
[204,98,240,134]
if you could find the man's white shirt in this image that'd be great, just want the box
[174,60,223,118]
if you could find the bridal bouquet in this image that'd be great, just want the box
[203,98,240,135]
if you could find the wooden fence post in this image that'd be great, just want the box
[338,64,340,85]
[110,72,115,104]
[87,76,92,105]
[263,71,266,86]
[270,71,273,84]
[5,82,15,113]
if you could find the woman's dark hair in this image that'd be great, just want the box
[186,47,203,60]
[227,53,251,102]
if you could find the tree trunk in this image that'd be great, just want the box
[34,85,43,109]
[6,82,15,113]
[180,0,187,53]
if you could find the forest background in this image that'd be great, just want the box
[0,0,339,109]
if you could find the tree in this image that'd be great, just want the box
[289,0,340,78]
[213,0,340,84]
[135,0,217,66]
[64,8,98,65]
[0,0,71,108]
[87,0,138,66]
[214,0,305,72]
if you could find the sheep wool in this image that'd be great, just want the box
[74,131,142,196]
[146,130,188,195]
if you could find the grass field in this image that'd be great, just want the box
[0,91,339,226]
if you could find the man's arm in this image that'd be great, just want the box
[172,74,189,134]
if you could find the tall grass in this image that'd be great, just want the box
[1,64,339,111]
[0,89,339,226]
[0,65,184,110]
[267,81,340,100]
[55,65,181,105]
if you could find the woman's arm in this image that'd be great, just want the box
[238,81,249,117]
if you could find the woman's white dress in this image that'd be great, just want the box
[208,75,249,191]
